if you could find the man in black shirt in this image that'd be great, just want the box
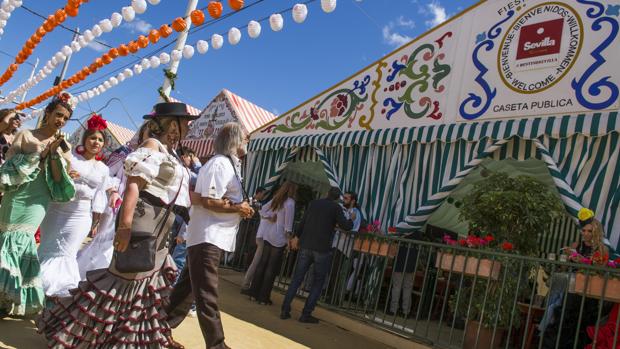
[281,187,353,323]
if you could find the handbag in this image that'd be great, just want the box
[114,166,184,273]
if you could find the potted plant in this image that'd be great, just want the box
[436,234,512,280]
[353,221,398,257]
[448,171,564,348]
[571,251,620,302]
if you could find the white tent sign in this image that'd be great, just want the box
[186,94,238,141]
[254,0,619,138]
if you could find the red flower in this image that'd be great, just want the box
[458,239,467,246]
[388,227,397,233]
[87,114,108,131]
[484,235,495,242]
[501,242,514,251]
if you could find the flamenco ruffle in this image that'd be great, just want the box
[44,156,76,203]
[585,304,620,349]
[0,153,41,192]
[37,256,177,349]
[0,231,45,315]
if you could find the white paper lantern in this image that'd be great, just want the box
[182,45,195,59]
[122,6,136,22]
[196,40,209,54]
[71,41,81,52]
[94,88,101,96]
[50,57,59,66]
[159,52,171,64]
[269,14,284,32]
[117,73,125,82]
[228,27,241,45]
[141,58,150,69]
[147,0,160,5]
[132,0,147,15]
[133,64,143,74]
[54,52,66,62]
[211,34,223,50]
[92,25,103,37]
[1,3,10,12]
[87,90,95,99]
[83,30,95,42]
[149,56,161,68]
[110,77,118,86]
[0,10,9,20]
[0,19,6,27]
[321,0,337,13]
[292,4,308,23]
[0,28,3,36]
[78,37,88,48]
[7,4,13,12]
[103,81,112,89]
[110,12,123,27]
[45,61,54,70]
[100,19,113,32]
[62,45,73,57]
[10,0,22,7]
[124,68,133,78]
[171,49,182,62]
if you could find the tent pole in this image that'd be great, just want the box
[159,0,199,101]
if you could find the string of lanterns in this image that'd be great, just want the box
[14,0,250,110]
[1,0,164,106]
[0,0,90,87]
[16,0,338,112]
[70,1,336,106]
[0,0,22,38]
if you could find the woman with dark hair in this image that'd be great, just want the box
[77,122,150,278]
[0,92,76,317]
[38,114,113,299]
[0,108,23,165]
[38,102,197,348]
[250,181,298,305]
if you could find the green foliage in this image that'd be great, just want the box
[459,172,565,256]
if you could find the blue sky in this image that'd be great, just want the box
[0,0,477,133]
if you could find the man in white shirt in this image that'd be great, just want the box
[166,123,253,349]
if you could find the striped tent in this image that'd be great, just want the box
[180,89,276,158]
[247,112,620,251]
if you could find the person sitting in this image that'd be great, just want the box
[566,208,609,263]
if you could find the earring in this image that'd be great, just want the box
[76,145,85,155]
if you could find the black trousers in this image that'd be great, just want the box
[166,242,228,349]
[249,241,285,303]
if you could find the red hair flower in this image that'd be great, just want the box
[87,114,108,131]
[501,242,514,251]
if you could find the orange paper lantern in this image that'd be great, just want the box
[172,17,186,32]
[15,53,25,64]
[137,35,149,48]
[95,57,104,68]
[31,35,42,44]
[228,0,244,11]
[159,24,173,38]
[108,47,119,58]
[61,81,70,89]
[128,41,139,53]
[36,27,47,38]
[102,54,113,65]
[65,5,79,17]
[26,39,36,49]
[68,0,82,7]
[118,44,129,56]
[8,64,18,72]
[191,9,205,26]
[89,63,98,72]
[207,1,223,19]
[148,29,160,44]
[55,9,67,23]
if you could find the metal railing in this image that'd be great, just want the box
[226,224,620,349]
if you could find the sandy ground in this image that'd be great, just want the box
[0,275,390,349]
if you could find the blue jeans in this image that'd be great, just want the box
[282,248,334,317]
[172,241,188,283]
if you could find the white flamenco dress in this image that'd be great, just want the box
[76,145,131,279]
[38,152,110,297]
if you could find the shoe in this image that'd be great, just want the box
[299,315,319,324]
[280,312,291,320]
[240,288,251,296]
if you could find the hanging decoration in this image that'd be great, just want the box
[0,0,23,38]
[292,4,308,24]
[228,0,244,11]
[15,1,338,111]
[0,0,90,87]
[207,1,223,19]
[321,0,337,13]
[191,9,205,26]
[2,0,163,105]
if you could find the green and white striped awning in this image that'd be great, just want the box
[246,112,620,252]
[250,112,619,150]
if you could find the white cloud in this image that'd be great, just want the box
[382,16,415,47]
[88,40,108,52]
[425,2,449,28]
[123,18,152,34]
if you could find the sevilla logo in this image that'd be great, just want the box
[516,18,564,60]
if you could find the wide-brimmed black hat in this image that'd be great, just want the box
[143,102,199,120]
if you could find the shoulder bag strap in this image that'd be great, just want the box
[226,155,249,202]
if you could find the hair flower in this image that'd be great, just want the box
[87,114,108,131]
